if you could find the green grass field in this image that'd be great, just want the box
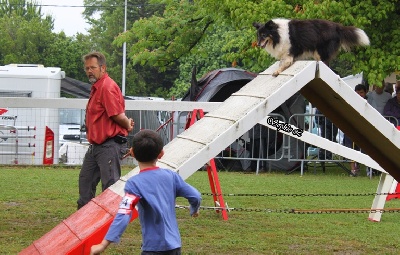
[1,165,400,254]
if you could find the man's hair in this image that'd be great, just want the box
[82,51,106,66]
[132,129,164,162]
[354,84,366,92]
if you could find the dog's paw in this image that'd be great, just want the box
[272,71,280,77]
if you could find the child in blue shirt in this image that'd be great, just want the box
[90,129,202,255]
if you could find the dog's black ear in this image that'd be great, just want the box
[253,22,261,29]
[265,20,276,30]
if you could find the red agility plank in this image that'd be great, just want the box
[66,190,138,255]
[91,189,122,216]
[19,189,131,255]
[63,201,114,240]
[26,223,81,254]
[18,243,40,255]
[65,190,121,255]
[20,199,113,255]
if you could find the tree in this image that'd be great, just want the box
[82,0,172,97]
[117,0,400,96]
[0,0,57,65]
[0,0,94,83]
[169,24,238,98]
[0,0,43,20]
[43,32,93,81]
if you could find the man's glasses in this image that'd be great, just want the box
[83,65,101,72]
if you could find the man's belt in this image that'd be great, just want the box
[113,135,128,144]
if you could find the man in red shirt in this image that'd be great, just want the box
[77,52,134,209]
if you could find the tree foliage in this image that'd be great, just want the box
[43,33,93,81]
[0,0,93,83]
[0,0,54,64]
[0,0,43,20]
[0,0,399,98]
[168,24,239,98]
[82,0,174,97]
[119,0,400,95]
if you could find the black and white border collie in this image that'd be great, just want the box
[253,19,370,76]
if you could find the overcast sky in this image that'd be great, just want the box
[40,0,89,36]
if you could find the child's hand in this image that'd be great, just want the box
[90,240,110,255]
[122,148,133,159]
[90,244,104,255]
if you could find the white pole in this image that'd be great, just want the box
[122,0,127,95]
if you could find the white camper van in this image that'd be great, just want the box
[0,64,65,165]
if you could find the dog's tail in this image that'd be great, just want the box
[340,26,370,51]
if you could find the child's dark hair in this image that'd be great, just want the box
[132,129,164,162]
[354,84,366,92]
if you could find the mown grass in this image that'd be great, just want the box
[1,165,400,254]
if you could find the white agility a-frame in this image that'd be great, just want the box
[155,61,400,179]
[118,61,400,220]
[20,61,400,254]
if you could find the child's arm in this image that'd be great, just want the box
[90,192,140,254]
[174,173,202,216]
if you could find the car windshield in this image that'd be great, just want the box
[59,109,84,125]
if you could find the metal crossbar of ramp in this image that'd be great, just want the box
[19,61,400,254]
